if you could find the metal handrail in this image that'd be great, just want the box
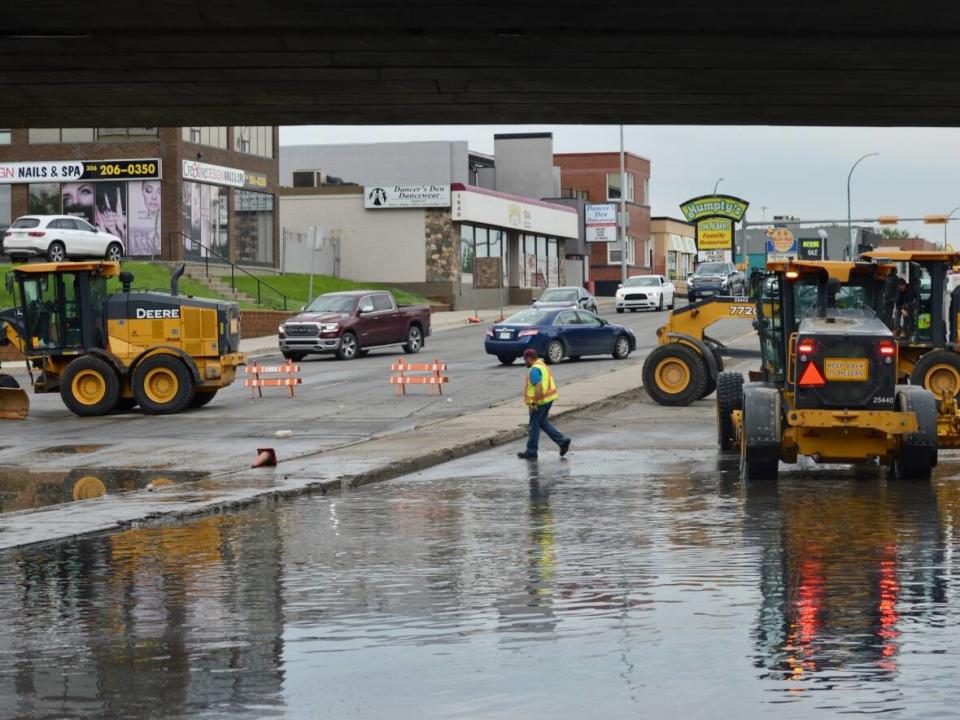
[166,231,289,310]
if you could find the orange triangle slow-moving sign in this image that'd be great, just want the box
[799,362,826,387]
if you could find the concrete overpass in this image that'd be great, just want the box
[5,1,960,127]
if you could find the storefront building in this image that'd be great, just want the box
[553,152,652,296]
[280,182,578,309]
[650,217,697,292]
[0,127,279,266]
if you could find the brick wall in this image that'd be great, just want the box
[241,309,296,338]
[0,344,22,363]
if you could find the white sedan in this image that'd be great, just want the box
[615,274,676,312]
[3,215,125,262]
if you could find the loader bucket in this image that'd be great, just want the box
[0,375,29,419]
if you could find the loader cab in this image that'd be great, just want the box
[861,250,957,347]
[12,262,114,355]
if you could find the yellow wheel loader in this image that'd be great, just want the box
[642,292,759,405]
[718,261,938,481]
[0,261,244,418]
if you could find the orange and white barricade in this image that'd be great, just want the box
[245,362,302,398]
[389,357,449,396]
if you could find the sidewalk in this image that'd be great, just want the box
[240,297,617,358]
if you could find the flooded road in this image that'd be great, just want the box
[3,404,960,718]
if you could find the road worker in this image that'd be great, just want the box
[517,348,571,460]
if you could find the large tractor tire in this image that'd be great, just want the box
[716,371,745,451]
[910,350,960,402]
[190,390,218,408]
[894,386,938,481]
[133,355,195,414]
[642,343,708,406]
[60,356,122,417]
[700,347,724,399]
[740,386,781,481]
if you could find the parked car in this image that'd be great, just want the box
[687,261,745,301]
[279,290,432,361]
[532,286,599,314]
[615,275,675,313]
[3,215,124,262]
[485,307,635,365]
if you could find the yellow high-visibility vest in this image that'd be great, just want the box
[526,359,558,406]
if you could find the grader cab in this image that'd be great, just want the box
[0,261,244,417]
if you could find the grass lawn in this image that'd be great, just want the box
[223,272,439,310]
[0,262,231,309]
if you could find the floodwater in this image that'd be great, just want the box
[3,446,960,719]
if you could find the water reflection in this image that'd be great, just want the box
[0,512,286,719]
[747,476,947,691]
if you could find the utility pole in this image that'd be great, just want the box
[619,124,628,284]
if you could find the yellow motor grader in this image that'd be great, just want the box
[0,261,244,417]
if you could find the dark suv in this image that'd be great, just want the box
[687,261,745,301]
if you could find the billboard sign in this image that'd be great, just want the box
[585,203,618,243]
[365,184,450,209]
[0,159,161,184]
[696,218,733,251]
[680,194,750,223]
[766,226,798,261]
[798,237,823,261]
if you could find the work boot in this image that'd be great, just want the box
[560,439,571,457]
[517,451,538,459]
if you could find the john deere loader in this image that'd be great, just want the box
[0,261,243,418]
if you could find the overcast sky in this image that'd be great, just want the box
[280,124,960,243]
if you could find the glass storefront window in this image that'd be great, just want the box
[181,127,227,149]
[547,238,559,287]
[233,126,274,158]
[234,190,275,265]
[0,186,10,228]
[460,224,475,286]
[97,127,159,141]
[28,129,62,143]
[61,128,95,142]
[0,130,10,145]
[182,181,230,261]
[28,183,60,214]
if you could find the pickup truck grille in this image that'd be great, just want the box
[284,324,319,337]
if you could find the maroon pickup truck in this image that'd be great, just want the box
[278,290,432,361]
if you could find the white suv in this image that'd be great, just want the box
[3,215,125,262]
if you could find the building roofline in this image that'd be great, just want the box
[651,216,695,226]
[450,183,577,213]
[554,151,651,163]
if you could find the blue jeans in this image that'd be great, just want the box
[527,402,567,455]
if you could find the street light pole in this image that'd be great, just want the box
[619,124,628,284]
[713,177,724,195]
[847,152,879,259]
[946,206,960,250]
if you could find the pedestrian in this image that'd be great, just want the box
[517,348,571,460]
[895,276,916,338]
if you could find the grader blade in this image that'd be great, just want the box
[0,374,29,419]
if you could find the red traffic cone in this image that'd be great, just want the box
[251,448,277,468]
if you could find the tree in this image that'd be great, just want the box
[881,228,912,242]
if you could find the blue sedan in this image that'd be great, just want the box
[484,308,636,365]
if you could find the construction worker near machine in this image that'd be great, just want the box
[895,275,916,338]
[517,348,571,460]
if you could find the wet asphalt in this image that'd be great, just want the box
[3,398,960,719]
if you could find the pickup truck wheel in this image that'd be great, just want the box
[337,332,359,360]
[403,325,423,354]
[498,355,516,365]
